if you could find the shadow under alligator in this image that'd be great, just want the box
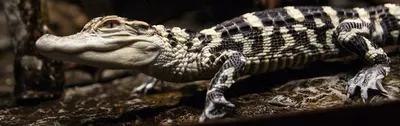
[80,56,375,125]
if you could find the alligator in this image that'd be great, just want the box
[35,3,400,122]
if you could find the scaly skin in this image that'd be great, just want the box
[36,3,400,122]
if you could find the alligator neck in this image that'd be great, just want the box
[139,25,217,82]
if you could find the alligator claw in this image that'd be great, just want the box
[199,91,235,122]
[346,64,389,102]
[131,76,164,96]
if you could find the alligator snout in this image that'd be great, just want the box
[35,32,130,54]
[35,34,60,52]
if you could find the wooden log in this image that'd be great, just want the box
[3,0,65,104]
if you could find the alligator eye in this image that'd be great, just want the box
[102,20,120,28]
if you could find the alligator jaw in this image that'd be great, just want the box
[35,33,161,69]
[35,33,135,53]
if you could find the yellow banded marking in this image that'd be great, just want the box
[231,33,251,74]
[322,6,339,27]
[385,3,400,18]
[279,27,295,52]
[200,27,223,46]
[242,13,264,30]
[238,32,261,74]
[200,27,223,48]
[259,26,274,54]
[293,24,324,61]
[325,29,337,53]
[353,7,370,23]
[372,17,384,42]
[363,37,385,62]
[220,67,236,87]
[384,3,400,29]
[338,19,370,42]
[256,26,274,74]
[314,18,325,28]
[276,27,296,71]
[284,6,305,22]
[200,26,221,38]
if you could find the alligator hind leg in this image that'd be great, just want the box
[346,64,389,102]
[337,19,390,102]
[199,52,245,122]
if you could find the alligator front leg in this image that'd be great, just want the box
[131,75,165,96]
[337,18,390,102]
[199,52,245,122]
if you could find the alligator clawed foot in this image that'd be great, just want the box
[199,91,235,122]
[346,64,390,103]
[131,76,164,96]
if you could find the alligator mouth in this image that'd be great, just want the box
[35,33,161,69]
[35,33,153,54]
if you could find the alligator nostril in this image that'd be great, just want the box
[35,34,58,52]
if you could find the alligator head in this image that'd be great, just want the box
[36,15,163,69]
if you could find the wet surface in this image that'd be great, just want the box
[0,52,399,125]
